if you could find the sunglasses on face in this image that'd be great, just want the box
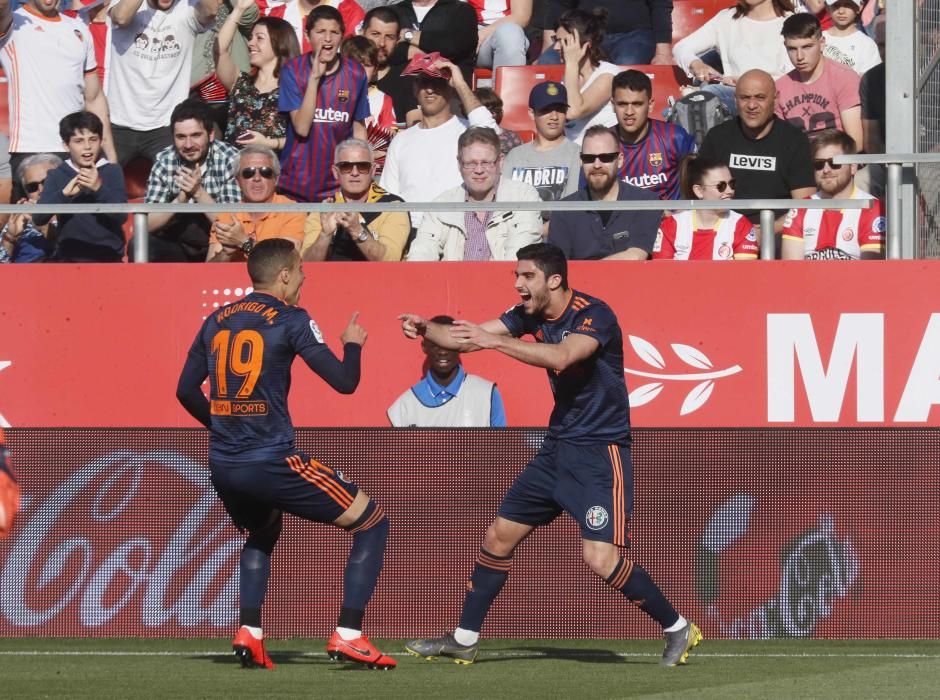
[706,179,736,193]
[336,161,372,174]
[240,166,275,179]
[580,152,619,165]
[24,179,46,193]
[813,158,844,171]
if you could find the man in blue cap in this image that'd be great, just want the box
[501,81,583,236]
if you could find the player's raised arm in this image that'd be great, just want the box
[296,312,366,395]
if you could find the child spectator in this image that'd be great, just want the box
[34,112,127,262]
[474,88,523,156]
[822,0,880,75]
[340,35,396,130]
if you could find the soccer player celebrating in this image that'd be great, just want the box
[176,238,395,670]
[400,243,701,667]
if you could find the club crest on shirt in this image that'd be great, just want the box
[718,243,732,259]
[648,151,663,168]
[585,506,609,530]
[337,89,350,103]
[842,228,855,241]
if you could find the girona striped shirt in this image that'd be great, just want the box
[653,210,759,260]
[277,54,370,202]
[263,0,363,53]
[617,119,697,201]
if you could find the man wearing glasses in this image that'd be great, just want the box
[407,126,541,261]
[0,154,60,263]
[547,124,661,260]
[206,145,305,262]
[302,138,411,261]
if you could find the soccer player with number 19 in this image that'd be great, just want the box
[176,238,395,670]
[401,243,701,667]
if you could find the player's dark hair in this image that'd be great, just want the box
[306,4,344,35]
[59,111,103,143]
[680,155,729,199]
[341,35,378,67]
[429,315,455,325]
[612,69,652,100]
[254,17,301,78]
[582,124,619,151]
[363,5,399,31]
[517,243,568,290]
[170,98,214,133]
[811,128,857,157]
[248,239,298,285]
[556,8,608,67]
[735,0,793,19]
[781,12,822,40]
[458,126,501,157]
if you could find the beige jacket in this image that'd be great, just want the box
[407,179,543,261]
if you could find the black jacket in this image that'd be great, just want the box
[390,0,479,82]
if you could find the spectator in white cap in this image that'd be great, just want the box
[822,0,880,75]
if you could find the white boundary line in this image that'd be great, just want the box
[0,650,937,659]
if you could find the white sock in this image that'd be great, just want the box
[336,626,362,641]
[663,616,688,633]
[243,625,263,640]
[453,627,480,646]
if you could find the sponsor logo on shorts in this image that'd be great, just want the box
[585,506,609,530]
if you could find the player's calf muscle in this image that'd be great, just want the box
[582,539,620,577]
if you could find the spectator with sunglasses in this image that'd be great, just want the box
[302,138,410,262]
[653,156,758,260]
[0,154,61,263]
[207,145,305,262]
[781,128,884,260]
[547,125,660,260]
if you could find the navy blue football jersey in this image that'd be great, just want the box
[499,290,631,444]
[181,292,355,462]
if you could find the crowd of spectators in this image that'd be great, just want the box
[0,0,889,263]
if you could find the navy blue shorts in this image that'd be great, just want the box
[498,437,633,546]
[209,449,359,532]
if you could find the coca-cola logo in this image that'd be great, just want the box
[695,495,859,639]
[0,450,241,630]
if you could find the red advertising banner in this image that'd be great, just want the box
[0,263,938,428]
[1,429,936,639]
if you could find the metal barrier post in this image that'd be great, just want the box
[759,209,776,260]
[886,163,903,261]
[132,213,149,263]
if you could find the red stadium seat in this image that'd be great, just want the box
[123,157,152,201]
[473,67,494,88]
[672,0,735,44]
[494,65,690,134]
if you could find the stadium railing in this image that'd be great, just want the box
[0,199,874,263]
[833,153,940,260]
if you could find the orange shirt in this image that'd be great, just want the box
[213,193,306,260]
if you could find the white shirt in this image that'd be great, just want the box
[564,61,620,145]
[379,106,497,226]
[823,30,882,76]
[0,7,97,153]
[674,8,793,80]
[106,0,210,130]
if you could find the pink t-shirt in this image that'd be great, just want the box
[774,58,860,137]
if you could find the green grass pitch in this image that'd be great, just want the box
[1,638,938,699]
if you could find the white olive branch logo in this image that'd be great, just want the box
[624,336,743,415]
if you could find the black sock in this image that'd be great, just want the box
[457,549,512,633]
[605,558,680,629]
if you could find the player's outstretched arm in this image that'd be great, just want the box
[176,352,212,428]
[452,320,599,371]
[399,314,509,352]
